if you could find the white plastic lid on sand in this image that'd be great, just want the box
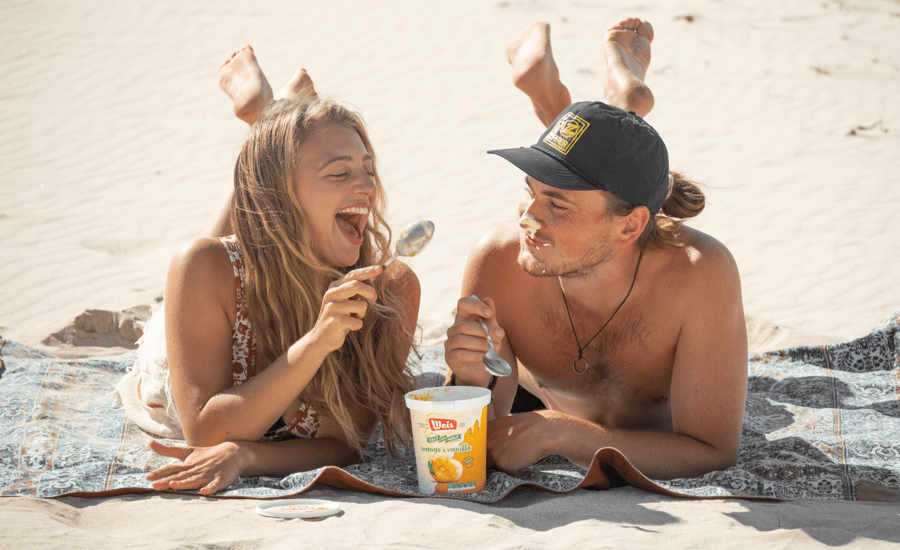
[404,386,492,413]
[254,499,341,519]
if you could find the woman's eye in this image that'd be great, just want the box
[330,172,349,179]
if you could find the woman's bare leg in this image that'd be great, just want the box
[506,18,656,126]
[275,68,318,102]
[218,45,274,127]
[202,51,319,238]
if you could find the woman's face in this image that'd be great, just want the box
[294,123,377,267]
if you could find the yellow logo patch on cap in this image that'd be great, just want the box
[543,113,590,155]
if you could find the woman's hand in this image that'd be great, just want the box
[310,265,383,353]
[146,439,247,495]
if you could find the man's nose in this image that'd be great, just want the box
[518,196,532,217]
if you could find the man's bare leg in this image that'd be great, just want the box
[203,57,320,238]
[506,22,572,128]
[603,17,654,117]
[218,45,274,126]
[507,18,656,126]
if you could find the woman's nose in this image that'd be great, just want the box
[354,172,377,196]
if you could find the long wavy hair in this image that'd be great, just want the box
[605,170,706,249]
[231,97,415,455]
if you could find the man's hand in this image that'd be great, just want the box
[486,410,562,473]
[444,295,506,387]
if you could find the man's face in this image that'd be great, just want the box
[516,176,618,278]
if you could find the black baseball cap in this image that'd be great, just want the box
[488,101,669,213]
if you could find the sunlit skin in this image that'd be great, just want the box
[294,124,377,268]
[516,176,619,279]
[145,58,421,495]
[444,17,747,481]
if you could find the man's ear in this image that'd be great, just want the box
[616,206,650,246]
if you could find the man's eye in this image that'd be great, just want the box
[550,202,566,211]
[522,186,535,196]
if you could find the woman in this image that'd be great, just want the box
[120,47,420,495]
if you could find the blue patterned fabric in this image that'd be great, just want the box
[1,312,898,502]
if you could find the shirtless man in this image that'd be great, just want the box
[443,18,748,480]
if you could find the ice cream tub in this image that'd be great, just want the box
[404,386,491,494]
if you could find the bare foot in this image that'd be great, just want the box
[506,22,572,127]
[275,68,318,101]
[218,44,274,126]
[603,18,655,117]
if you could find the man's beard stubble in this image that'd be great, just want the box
[517,237,615,280]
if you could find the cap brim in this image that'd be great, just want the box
[487,147,603,192]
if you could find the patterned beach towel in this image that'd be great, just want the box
[1,312,898,502]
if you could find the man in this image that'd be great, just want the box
[444,18,748,480]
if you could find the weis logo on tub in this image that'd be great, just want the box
[428,418,457,431]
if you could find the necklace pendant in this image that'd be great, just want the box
[573,356,589,374]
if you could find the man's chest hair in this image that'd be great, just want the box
[514,304,650,398]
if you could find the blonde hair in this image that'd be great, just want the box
[605,170,706,249]
[231,97,415,455]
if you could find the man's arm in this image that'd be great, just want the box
[444,224,521,417]
[487,238,748,479]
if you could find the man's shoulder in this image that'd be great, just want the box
[470,220,521,262]
[655,226,743,322]
[668,226,739,276]
[462,221,527,294]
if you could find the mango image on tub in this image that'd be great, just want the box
[404,386,491,494]
[428,457,462,483]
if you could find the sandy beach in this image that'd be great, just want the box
[1,0,899,547]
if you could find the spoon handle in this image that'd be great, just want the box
[380,250,400,269]
[469,294,495,349]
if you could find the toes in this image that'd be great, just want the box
[637,20,654,42]
[219,44,253,72]
[610,17,652,38]
[609,18,634,32]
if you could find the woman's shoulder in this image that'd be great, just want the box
[166,237,237,310]
[384,259,420,294]
[171,237,234,275]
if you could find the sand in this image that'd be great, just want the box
[1,0,898,547]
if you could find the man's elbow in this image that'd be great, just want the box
[713,449,738,471]
[704,442,739,473]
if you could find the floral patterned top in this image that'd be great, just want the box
[220,236,322,440]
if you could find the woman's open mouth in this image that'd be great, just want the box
[335,205,369,243]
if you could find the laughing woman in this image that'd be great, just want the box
[117,46,420,494]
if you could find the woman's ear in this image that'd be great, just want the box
[616,206,650,246]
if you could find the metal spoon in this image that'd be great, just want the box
[469,295,513,377]
[382,220,435,268]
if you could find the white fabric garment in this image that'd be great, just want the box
[114,301,184,439]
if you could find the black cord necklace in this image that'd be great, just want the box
[560,248,643,374]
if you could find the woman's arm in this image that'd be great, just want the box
[165,238,384,447]
[147,416,365,494]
